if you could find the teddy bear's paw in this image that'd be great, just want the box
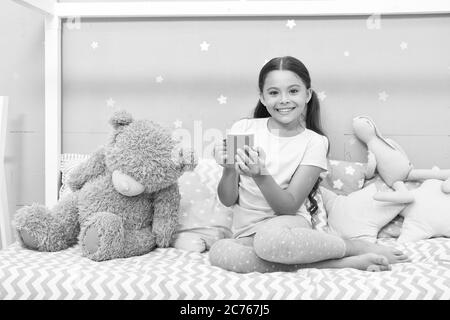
[18,229,40,250]
[14,204,70,251]
[84,227,100,255]
[80,212,125,261]
[155,230,174,248]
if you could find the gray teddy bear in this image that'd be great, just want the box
[14,110,197,261]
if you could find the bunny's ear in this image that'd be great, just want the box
[353,115,396,149]
[109,110,133,129]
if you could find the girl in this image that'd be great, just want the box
[209,56,409,273]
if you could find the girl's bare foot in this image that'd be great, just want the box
[343,253,391,272]
[306,253,391,272]
[344,239,410,264]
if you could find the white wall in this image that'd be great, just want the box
[0,0,45,247]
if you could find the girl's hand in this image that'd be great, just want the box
[213,139,229,168]
[235,146,267,177]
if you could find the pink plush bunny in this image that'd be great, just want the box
[352,116,450,203]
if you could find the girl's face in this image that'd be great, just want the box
[260,70,312,127]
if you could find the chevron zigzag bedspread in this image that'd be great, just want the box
[1,238,450,300]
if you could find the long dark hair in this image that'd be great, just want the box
[253,56,328,217]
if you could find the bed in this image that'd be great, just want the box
[1,238,450,300]
[1,155,450,300]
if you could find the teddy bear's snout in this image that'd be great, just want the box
[112,170,146,197]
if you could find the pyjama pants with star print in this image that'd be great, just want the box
[208,215,347,273]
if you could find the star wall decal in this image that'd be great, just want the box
[217,95,227,104]
[200,41,210,51]
[378,91,389,101]
[286,20,296,29]
[400,41,408,50]
[106,98,116,107]
[156,75,164,83]
[91,41,99,49]
[317,91,327,101]
[173,119,183,128]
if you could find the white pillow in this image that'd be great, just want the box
[171,158,234,252]
[322,182,407,243]
[398,179,450,243]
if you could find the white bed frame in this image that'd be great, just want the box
[7,0,450,218]
[0,97,12,248]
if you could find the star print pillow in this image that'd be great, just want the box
[170,158,234,253]
[319,159,369,196]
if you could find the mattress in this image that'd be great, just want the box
[1,238,450,300]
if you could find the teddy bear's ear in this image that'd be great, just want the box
[109,110,133,130]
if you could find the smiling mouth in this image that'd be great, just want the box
[275,106,296,114]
